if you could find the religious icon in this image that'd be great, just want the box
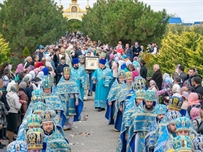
[16,144,20,151]
[181,140,186,147]
[71,6,77,12]
[85,57,99,70]
[182,120,185,127]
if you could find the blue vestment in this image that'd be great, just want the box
[105,79,120,125]
[44,93,66,136]
[154,127,174,152]
[70,66,86,100]
[114,82,129,131]
[128,102,157,152]
[44,126,71,152]
[57,76,83,122]
[145,118,160,152]
[92,67,113,108]
[116,90,135,152]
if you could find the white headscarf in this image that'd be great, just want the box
[29,71,36,79]
[6,80,16,92]
[37,71,44,79]
[172,84,181,93]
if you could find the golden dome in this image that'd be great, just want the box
[86,5,90,11]
[58,4,63,9]
[72,0,77,4]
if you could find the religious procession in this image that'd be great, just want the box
[0,32,203,152]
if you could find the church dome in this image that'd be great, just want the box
[86,5,90,11]
[72,0,77,4]
[58,4,63,9]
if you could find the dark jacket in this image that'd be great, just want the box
[152,69,163,90]
[53,54,60,68]
[131,45,141,59]
[24,61,34,69]
[25,86,33,105]
[189,75,202,91]
[140,66,147,79]
[193,85,203,99]
[39,51,44,61]
[56,63,69,84]
[180,72,187,83]
[189,75,201,86]
[106,52,110,61]
[72,50,82,59]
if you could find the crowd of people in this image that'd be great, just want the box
[0,31,203,151]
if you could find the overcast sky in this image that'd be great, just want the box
[0,0,203,23]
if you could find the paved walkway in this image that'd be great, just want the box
[2,97,119,152]
[66,97,119,152]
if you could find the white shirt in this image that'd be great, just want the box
[151,47,157,55]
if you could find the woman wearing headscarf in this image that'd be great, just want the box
[190,107,201,131]
[133,60,141,74]
[6,84,24,143]
[128,64,139,80]
[15,64,24,82]
[187,92,201,117]
[149,80,159,101]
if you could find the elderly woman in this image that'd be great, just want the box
[149,80,159,101]
[18,82,28,122]
[6,84,24,143]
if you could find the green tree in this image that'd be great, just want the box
[0,0,67,54]
[167,24,203,35]
[67,19,82,32]
[0,34,10,64]
[82,0,168,46]
[151,27,203,77]
[23,46,30,57]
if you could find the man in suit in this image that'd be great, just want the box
[148,64,163,90]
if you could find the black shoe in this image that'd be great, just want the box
[98,108,102,112]
[101,108,105,111]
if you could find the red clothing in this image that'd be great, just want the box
[116,48,124,55]
[34,62,44,68]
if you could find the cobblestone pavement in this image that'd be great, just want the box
[66,97,119,152]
